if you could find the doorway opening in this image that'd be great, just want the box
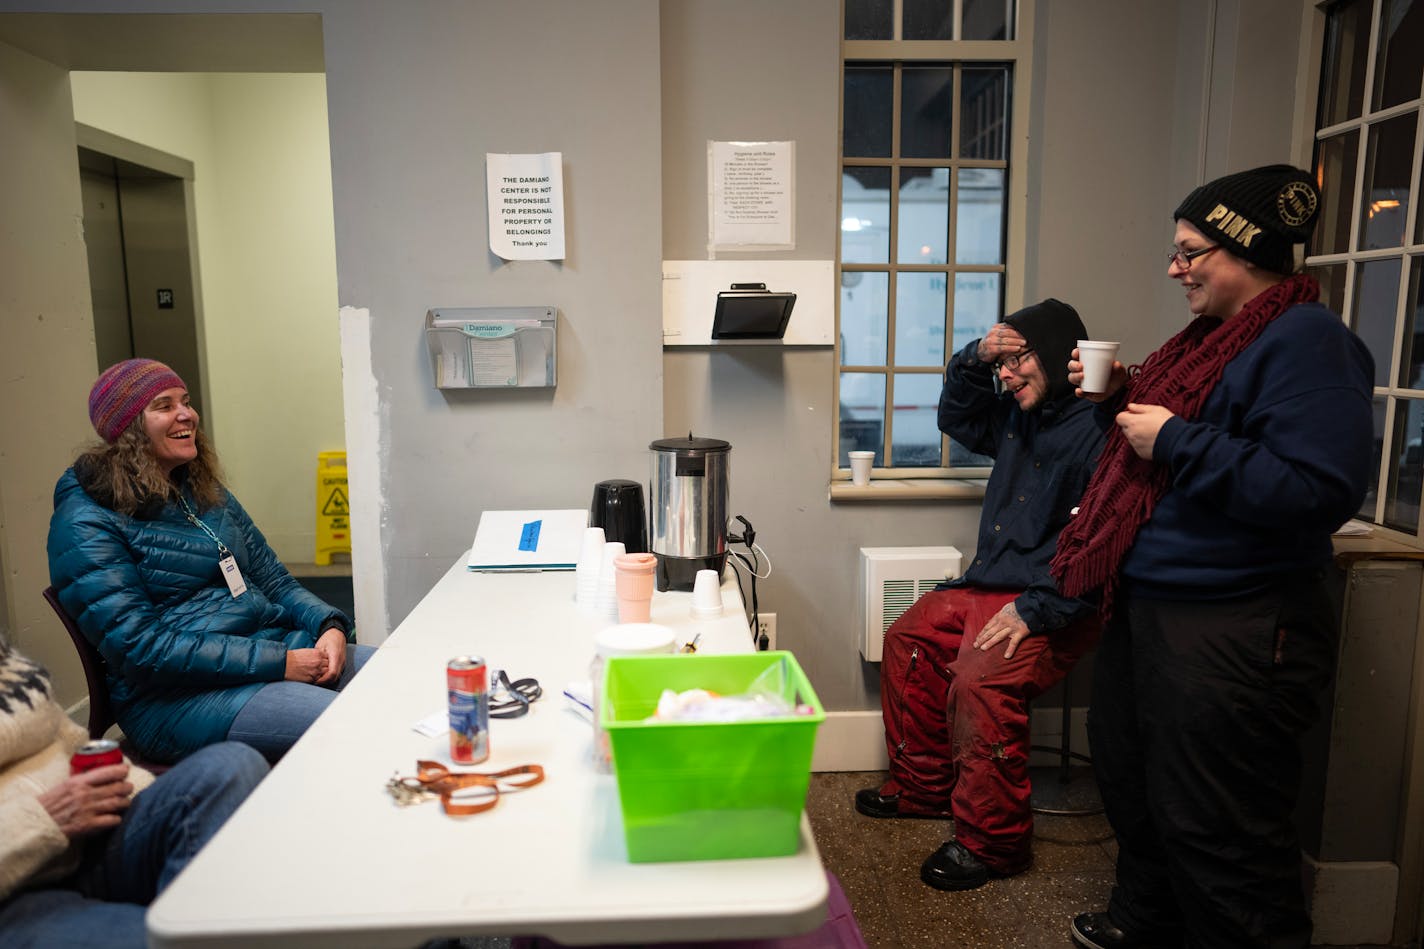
[78,130,205,418]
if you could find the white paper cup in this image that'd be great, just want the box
[1076,340,1120,394]
[574,527,606,606]
[690,568,723,617]
[848,450,875,486]
[595,542,626,621]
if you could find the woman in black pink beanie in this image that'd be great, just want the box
[1054,166,1374,949]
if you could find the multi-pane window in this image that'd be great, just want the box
[837,1,1023,479]
[1310,0,1424,538]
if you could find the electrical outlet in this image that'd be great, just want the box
[757,613,777,651]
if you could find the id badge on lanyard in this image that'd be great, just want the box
[219,552,248,598]
[180,495,247,598]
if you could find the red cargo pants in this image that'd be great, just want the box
[877,586,1099,871]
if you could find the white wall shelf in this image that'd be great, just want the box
[662,259,833,347]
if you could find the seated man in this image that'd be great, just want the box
[855,299,1107,890]
[0,637,267,948]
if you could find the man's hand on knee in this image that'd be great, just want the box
[973,602,1032,659]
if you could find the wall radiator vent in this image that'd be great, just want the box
[858,546,963,662]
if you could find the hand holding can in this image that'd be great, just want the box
[70,739,124,774]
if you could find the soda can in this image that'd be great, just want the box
[447,656,490,764]
[70,739,123,775]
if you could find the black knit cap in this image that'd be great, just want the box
[1173,164,1320,274]
[1003,298,1087,403]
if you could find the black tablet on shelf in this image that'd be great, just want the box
[711,283,797,340]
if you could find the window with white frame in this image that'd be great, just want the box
[1309,0,1424,538]
[837,0,1027,481]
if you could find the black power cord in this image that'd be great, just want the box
[726,515,767,649]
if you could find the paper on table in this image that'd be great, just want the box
[1333,519,1374,536]
[467,509,588,571]
[413,709,449,738]
[414,667,516,734]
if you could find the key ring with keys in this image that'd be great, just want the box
[386,761,545,816]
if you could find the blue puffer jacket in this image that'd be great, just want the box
[47,466,352,763]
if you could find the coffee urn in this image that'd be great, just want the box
[648,434,730,591]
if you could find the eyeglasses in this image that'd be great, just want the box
[992,349,1035,373]
[1167,244,1221,269]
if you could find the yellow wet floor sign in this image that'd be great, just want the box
[316,451,351,565]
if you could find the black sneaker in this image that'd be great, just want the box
[1070,912,1183,949]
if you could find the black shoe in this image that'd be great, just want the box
[919,840,1019,891]
[1070,912,1182,949]
[854,787,949,819]
[854,787,901,818]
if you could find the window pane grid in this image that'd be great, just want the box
[1312,0,1424,538]
[838,49,1010,476]
[847,0,1017,43]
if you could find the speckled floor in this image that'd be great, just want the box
[455,767,1378,949]
[807,769,1116,949]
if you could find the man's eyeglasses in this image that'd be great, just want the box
[1167,244,1221,269]
[992,350,1035,373]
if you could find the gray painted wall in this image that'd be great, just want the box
[321,0,666,624]
[0,40,97,698]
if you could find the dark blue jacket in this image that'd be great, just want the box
[47,467,351,762]
[1121,303,1374,596]
[939,341,1108,632]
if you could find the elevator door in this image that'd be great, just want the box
[78,147,203,418]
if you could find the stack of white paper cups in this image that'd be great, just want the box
[574,527,606,610]
[690,568,723,619]
[595,542,626,622]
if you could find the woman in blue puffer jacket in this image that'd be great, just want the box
[47,358,375,764]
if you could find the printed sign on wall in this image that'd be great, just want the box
[708,140,795,251]
[486,152,566,261]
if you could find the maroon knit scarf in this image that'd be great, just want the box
[1050,273,1320,614]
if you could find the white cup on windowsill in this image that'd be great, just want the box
[848,451,875,487]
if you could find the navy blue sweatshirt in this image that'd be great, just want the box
[1121,302,1374,597]
[938,340,1109,632]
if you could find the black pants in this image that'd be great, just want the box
[1089,574,1336,949]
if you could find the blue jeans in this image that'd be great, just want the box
[225,643,376,762]
[0,742,268,949]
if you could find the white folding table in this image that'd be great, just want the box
[146,558,828,948]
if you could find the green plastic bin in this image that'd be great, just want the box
[600,651,825,863]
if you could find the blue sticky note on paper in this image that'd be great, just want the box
[467,509,586,572]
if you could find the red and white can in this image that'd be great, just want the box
[447,656,490,764]
[70,739,123,775]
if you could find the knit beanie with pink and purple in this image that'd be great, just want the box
[88,359,186,443]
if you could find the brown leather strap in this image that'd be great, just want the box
[410,761,546,816]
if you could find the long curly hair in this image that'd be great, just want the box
[74,416,226,516]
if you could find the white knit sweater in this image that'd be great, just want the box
[0,647,153,901]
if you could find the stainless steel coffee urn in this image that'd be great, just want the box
[649,434,730,591]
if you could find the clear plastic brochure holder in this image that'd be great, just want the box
[425,306,558,389]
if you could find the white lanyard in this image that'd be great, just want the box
[178,495,247,598]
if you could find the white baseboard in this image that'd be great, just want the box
[65,696,90,728]
[810,710,889,772]
[1304,854,1398,945]
[809,706,1091,773]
